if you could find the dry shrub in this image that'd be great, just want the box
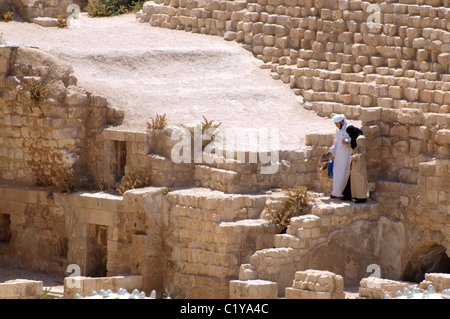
[147,113,168,131]
[23,78,49,108]
[116,172,151,195]
[201,115,221,141]
[3,11,14,22]
[266,185,309,232]
[201,115,221,134]
[57,14,68,28]
[85,0,128,17]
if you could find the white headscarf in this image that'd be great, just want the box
[332,114,346,123]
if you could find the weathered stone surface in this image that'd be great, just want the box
[286,270,345,299]
[229,280,278,299]
[0,279,43,299]
[358,277,410,299]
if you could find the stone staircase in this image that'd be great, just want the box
[161,186,282,298]
[116,127,383,298]
[101,122,367,298]
[233,197,383,297]
[137,0,450,119]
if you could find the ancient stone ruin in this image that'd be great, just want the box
[0,0,449,299]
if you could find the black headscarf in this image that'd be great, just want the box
[346,125,363,149]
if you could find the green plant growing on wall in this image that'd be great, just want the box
[60,175,80,193]
[147,113,168,131]
[85,0,129,17]
[85,0,111,16]
[3,11,14,22]
[266,185,309,232]
[201,115,221,135]
[128,0,146,12]
[201,115,221,142]
[116,172,151,195]
[23,78,49,110]
[57,14,68,28]
[40,287,57,299]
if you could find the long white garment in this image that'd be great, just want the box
[329,122,352,197]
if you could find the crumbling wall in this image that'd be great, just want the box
[0,185,67,274]
[0,45,123,191]
[0,184,280,298]
[161,187,278,298]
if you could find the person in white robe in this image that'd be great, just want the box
[326,114,352,199]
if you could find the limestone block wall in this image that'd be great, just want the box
[359,273,450,298]
[102,123,334,196]
[0,182,281,298]
[239,200,386,294]
[0,45,123,191]
[360,107,449,183]
[162,187,279,298]
[0,185,68,274]
[238,176,448,296]
[100,127,195,189]
[100,128,153,187]
[139,0,450,119]
[136,0,450,194]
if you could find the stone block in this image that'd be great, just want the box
[359,277,409,299]
[389,86,403,99]
[360,107,381,123]
[397,109,423,125]
[436,129,450,146]
[31,17,58,28]
[229,280,278,299]
[0,280,43,299]
[423,273,450,292]
[286,269,345,299]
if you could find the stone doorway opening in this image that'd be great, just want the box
[0,214,11,246]
[114,140,127,183]
[86,224,108,277]
[402,244,450,283]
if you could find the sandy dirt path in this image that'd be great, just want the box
[0,13,359,150]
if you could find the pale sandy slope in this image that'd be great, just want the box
[0,13,359,150]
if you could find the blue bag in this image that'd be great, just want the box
[328,160,334,179]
